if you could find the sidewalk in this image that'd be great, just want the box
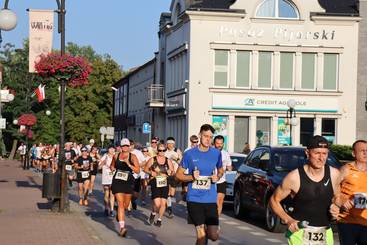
[0,160,104,245]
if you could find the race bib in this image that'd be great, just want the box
[81,171,89,179]
[192,176,211,190]
[156,176,167,188]
[354,192,367,209]
[65,165,72,171]
[115,171,129,181]
[303,226,327,245]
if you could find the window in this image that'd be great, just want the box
[300,118,314,146]
[214,50,229,86]
[280,52,294,89]
[236,51,251,87]
[301,53,316,89]
[258,52,272,88]
[256,117,271,145]
[256,0,299,19]
[323,54,338,90]
[122,83,128,114]
[322,119,336,144]
[248,149,264,168]
[234,117,249,153]
[114,89,119,116]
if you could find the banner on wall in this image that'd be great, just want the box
[29,9,54,72]
[212,116,229,150]
[277,118,291,145]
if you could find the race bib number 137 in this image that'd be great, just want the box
[192,176,211,190]
[354,192,367,209]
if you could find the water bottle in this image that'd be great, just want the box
[285,221,309,238]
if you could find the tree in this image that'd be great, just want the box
[0,40,123,153]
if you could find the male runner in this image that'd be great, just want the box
[270,135,340,245]
[176,124,223,245]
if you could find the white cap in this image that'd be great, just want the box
[120,138,130,146]
[89,139,95,144]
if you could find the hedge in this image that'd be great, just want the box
[330,144,353,161]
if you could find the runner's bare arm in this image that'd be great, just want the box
[270,170,300,232]
[167,159,175,175]
[333,164,354,210]
[129,154,140,174]
[176,166,194,182]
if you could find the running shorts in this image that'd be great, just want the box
[216,182,226,194]
[187,202,219,226]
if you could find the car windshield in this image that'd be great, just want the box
[230,156,246,171]
[272,149,306,172]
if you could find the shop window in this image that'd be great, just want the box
[234,117,249,153]
[280,52,294,89]
[322,118,336,144]
[301,53,316,89]
[300,118,314,146]
[256,117,271,146]
[323,54,338,90]
[214,50,229,87]
[236,51,250,87]
[258,52,272,88]
[256,0,299,19]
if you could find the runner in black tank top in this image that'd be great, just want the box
[110,138,140,238]
[292,165,333,227]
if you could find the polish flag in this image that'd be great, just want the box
[32,84,46,103]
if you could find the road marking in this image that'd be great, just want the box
[249,231,266,236]
[224,221,240,225]
[265,238,283,243]
[237,226,252,231]
[219,217,227,221]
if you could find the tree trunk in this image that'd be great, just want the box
[8,139,18,160]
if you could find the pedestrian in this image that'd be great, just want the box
[241,142,251,155]
[270,135,340,245]
[165,136,182,218]
[213,135,232,216]
[99,145,116,217]
[148,137,159,157]
[176,124,224,245]
[129,139,146,211]
[331,140,367,244]
[140,146,151,206]
[17,142,26,164]
[89,146,100,195]
[110,138,140,237]
[145,143,174,227]
[74,146,93,206]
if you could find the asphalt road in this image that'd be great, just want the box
[67,174,339,245]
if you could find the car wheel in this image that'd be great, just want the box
[265,201,286,233]
[233,188,247,218]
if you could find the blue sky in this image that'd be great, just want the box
[1,0,170,70]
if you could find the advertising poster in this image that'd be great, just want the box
[277,118,291,145]
[212,116,228,150]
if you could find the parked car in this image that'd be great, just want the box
[225,153,247,200]
[232,145,342,233]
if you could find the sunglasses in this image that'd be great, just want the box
[191,141,198,143]
[151,141,157,144]
[158,149,167,152]
[142,150,148,152]
[121,145,130,147]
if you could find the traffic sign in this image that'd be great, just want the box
[142,122,151,134]
[0,118,6,129]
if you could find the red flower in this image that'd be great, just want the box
[34,53,92,87]
[17,114,37,126]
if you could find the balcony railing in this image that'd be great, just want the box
[147,84,165,107]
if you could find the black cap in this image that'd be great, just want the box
[307,135,329,149]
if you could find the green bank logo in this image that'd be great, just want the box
[244,98,255,106]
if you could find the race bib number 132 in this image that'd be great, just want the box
[303,227,327,245]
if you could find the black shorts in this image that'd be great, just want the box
[150,179,169,200]
[111,175,134,195]
[90,163,98,176]
[216,182,226,194]
[76,171,91,183]
[187,202,219,226]
[133,177,141,193]
[168,176,179,188]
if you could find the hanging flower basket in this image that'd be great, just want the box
[34,53,92,87]
[17,113,37,126]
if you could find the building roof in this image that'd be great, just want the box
[318,0,359,15]
[188,0,236,9]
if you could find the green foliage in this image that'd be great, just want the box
[330,144,353,161]
[0,40,122,149]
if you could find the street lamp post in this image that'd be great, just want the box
[0,0,68,212]
[286,99,298,146]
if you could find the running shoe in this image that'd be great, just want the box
[110,210,116,217]
[104,209,109,216]
[167,207,174,218]
[119,228,127,237]
[132,201,137,210]
[154,219,162,227]
[148,213,155,225]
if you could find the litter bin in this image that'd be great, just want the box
[42,171,61,199]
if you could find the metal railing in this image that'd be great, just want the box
[147,84,165,103]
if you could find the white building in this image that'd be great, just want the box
[114,0,360,151]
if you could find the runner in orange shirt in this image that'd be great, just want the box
[332,140,367,244]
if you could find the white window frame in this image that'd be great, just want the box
[255,0,300,20]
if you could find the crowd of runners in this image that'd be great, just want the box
[17,123,367,245]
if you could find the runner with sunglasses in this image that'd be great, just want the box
[145,143,174,227]
[140,147,151,206]
[148,137,159,157]
[110,138,140,237]
[74,146,93,206]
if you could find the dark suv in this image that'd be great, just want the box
[233,145,341,232]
